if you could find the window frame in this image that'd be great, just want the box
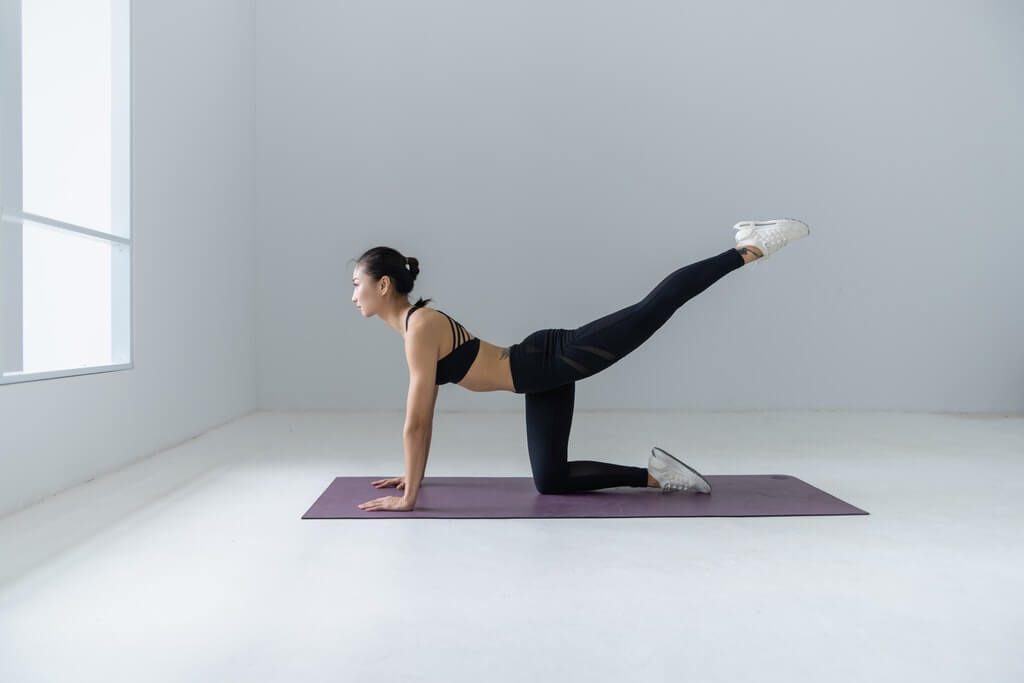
[0,0,133,386]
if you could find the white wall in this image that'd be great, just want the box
[0,0,257,519]
[3,0,1021,518]
[254,0,1023,413]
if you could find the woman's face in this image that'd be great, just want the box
[352,267,372,317]
[352,266,394,318]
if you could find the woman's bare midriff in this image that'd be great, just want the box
[456,339,516,393]
[419,307,515,393]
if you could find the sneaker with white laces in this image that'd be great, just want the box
[648,446,712,494]
[733,218,810,264]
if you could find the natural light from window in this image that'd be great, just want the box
[22,0,112,232]
[0,0,130,384]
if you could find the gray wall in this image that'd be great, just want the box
[0,0,257,518]
[254,0,1023,413]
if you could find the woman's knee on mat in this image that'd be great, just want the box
[528,457,571,494]
[533,476,571,495]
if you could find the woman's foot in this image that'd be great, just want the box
[733,219,811,264]
[647,447,712,494]
[736,245,763,264]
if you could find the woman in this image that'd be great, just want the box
[355,219,810,512]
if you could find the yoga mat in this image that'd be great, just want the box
[302,475,868,519]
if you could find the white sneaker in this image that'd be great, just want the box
[648,446,711,494]
[733,218,810,264]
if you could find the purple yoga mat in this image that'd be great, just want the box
[302,475,868,519]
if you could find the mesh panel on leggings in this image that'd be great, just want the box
[557,354,591,374]
[557,342,619,377]
[576,345,617,361]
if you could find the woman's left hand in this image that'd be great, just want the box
[358,495,415,512]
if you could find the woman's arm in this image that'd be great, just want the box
[358,353,438,512]
[402,384,438,504]
[401,328,440,504]
[402,426,429,503]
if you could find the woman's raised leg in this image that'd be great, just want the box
[553,247,747,382]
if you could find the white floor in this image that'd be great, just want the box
[1,411,1022,683]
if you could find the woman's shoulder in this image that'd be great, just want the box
[413,305,455,325]
[408,306,475,343]
[405,306,446,341]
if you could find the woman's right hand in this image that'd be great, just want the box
[371,476,405,489]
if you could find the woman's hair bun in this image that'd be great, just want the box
[406,256,420,278]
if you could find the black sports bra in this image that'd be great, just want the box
[405,302,481,385]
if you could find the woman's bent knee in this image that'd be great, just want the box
[533,480,570,495]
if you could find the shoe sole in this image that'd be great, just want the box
[651,446,712,494]
[733,218,810,232]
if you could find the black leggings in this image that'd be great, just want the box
[508,247,746,494]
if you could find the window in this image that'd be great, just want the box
[0,0,131,385]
